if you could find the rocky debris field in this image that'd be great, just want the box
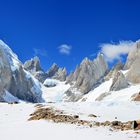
[29,104,140,132]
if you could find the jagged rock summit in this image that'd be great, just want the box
[64,53,108,101]
[24,57,67,83]
[46,63,67,82]
[1,39,140,103]
[105,61,124,80]
[110,71,129,91]
[24,57,48,83]
[24,56,42,72]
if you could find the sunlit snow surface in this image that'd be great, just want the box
[42,80,70,102]
[1,79,140,140]
[0,102,140,140]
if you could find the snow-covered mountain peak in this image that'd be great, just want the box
[0,40,43,103]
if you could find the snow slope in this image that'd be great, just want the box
[40,77,140,103]
[51,101,140,122]
[79,79,113,102]
[42,80,70,102]
[103,84,140,101]
[79,78,140,102]
[0,102,139,140]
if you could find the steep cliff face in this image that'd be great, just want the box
[105,61,124,81]
[64,54,108,101]
[124,40,140,83]
[124,40,140,70]
[110,71,129,91]
[0,40,43,103]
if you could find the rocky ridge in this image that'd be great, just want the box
[1,39,140,103]
[64,54,108,101]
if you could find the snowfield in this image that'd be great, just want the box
[1,79,140,140]
[80,79,140,102]
[0,102,140,140]
[41,79,140,103]
[1,78,140,140]
[42,80,70,102]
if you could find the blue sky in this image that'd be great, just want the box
[0,0,140,71]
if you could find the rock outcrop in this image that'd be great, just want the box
[126,58,140,83]
[0,40,43,103]
[46,63,67,81]
[24,59,67,82]
[67,54,108,93]
[24,57,48,83]
[64,54,108,101]
[105,61,124,81]
[52,67,67,81]
[124,40,140,70]
[131,92,140,101]
[24,56,42,72]
[124,40,140,83]
[47,63,59,77]
[110,71,129,91]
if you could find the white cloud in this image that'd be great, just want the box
[58,44,72,55]
[100,41,134,62]
[33,48,47,57]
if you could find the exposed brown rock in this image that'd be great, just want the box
[28,105,140,132]
[131,92,140,101]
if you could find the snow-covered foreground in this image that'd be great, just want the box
[51,101,140,122]
[0,102,140,140]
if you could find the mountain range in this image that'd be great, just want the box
[0,39,140,103]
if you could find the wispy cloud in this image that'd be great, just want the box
[100,41,134,62]
[33,48,47,57]
[58,44,72,55]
